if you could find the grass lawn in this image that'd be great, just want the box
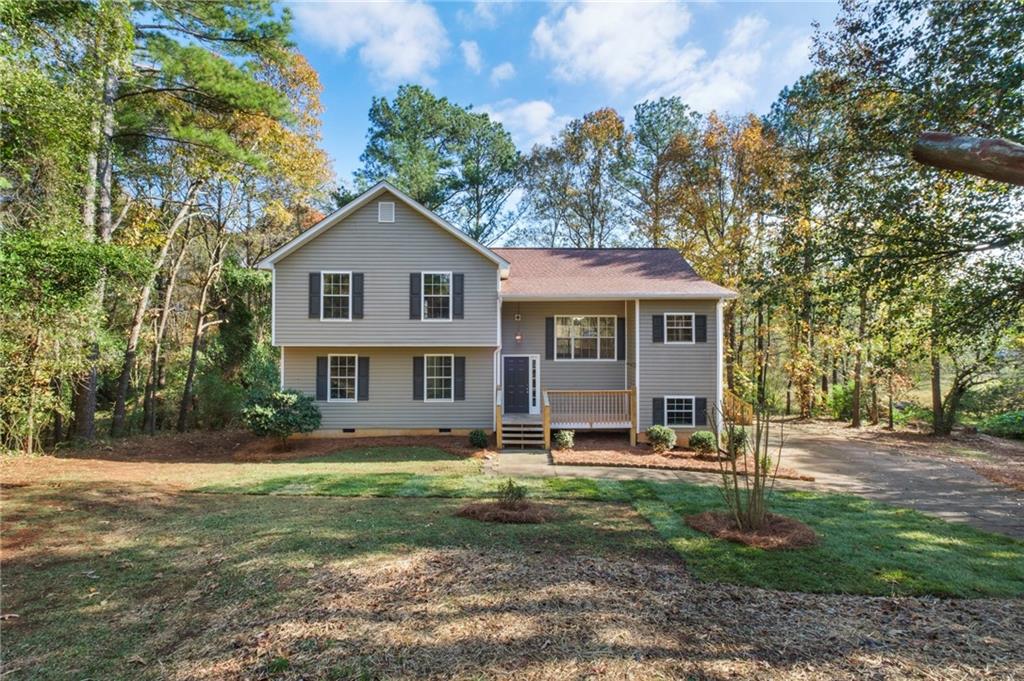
[4,445,1023,680]
[195,447,1024,598]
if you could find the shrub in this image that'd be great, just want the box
[468,429,489,448]
[688,430,717,455]
[552,429,574,450]
[827,381,869,421]
[496,478,527,507]
[726,426,748,458]
[646,424,676,453]
[979,411,1024,439]
[241,390,321,448]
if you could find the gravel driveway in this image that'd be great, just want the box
[767,422,1024,539]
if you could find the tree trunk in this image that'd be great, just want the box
[887,371,895,430]
[725,302,736,391]
[111,191,196,436]
[851,289,866,428]
[930,302,944,435]
[143,236,189,434]
[177,240,224,432]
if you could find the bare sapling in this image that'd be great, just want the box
[709,402,784,531]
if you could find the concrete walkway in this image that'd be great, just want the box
[487,426,1024,539]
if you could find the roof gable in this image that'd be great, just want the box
[257,181,510,271]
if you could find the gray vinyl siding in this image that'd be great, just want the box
[274,190,499,346]
[283,346,494,429]
[638,299,720,433]
[501,301,631,391]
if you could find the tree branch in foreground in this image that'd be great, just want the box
[912,132,1024,186]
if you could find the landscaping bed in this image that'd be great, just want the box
[551,433,814,481]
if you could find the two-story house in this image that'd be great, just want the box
[259,181,737,449]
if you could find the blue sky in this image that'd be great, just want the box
[287,1,838,184]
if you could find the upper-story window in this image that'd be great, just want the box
[422,272,451,321]
[322,272,351,320]
[665,313,694,343]
[555,315,616,360]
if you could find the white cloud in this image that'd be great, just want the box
[456,1,508,29]
[460,40,483,73]
[532,3,698,93]
[293,2,449,84]
[489,61,516,86]
[533,5,806,114]
[481,99,571,149]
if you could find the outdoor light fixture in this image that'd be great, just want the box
[514,332,523,344]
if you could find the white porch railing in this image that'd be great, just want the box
[545,389,634,432]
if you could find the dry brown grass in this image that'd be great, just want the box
[686,511,819,550]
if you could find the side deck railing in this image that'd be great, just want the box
[544,389,637,445]
[724,389,754,425]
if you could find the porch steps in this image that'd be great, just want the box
[500,422,547,450]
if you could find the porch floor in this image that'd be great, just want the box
[501,413,542,424]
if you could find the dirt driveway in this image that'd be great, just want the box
[781,422,1024,539]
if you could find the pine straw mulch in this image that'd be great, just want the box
[51,428,491,464]
[551,433,814,481]
[686,511,819,550]
[455,500,558,524]
[792,419,1024,492]
[169,548,1024,680]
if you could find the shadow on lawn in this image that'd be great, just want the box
[3,482,1024,679]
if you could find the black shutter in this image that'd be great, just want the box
[695,397,708,426]
[695,315,707,343]
[545,317,554,360]
[308,273,321,318]
[316,356,328,400]
[357,356,369,401]
[652,314,664,343]
[617,317,626,360]
[352,273,364,319]
[412,356,424,400]
[652,397,664,426]
[454,356,466,400]
[409,273,421,319]
[452,273,464,319]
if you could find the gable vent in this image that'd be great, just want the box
[378,201,395,223]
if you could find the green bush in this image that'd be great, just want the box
[468,429,489,448]
[241,390,321,448]
[496,478,527,507]
[688,430,716,455]
[646,424,676,453]
[826,381,869,421]
[979,411,1024,439]
[553,430,574,450]
[725,426,748,458]
[194,370,244,429]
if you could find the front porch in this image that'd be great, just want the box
[496,388,637,450]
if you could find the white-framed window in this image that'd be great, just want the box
[422,272,452,321]
[665,396,695,427]
[378,201,395,222]
[321,271,351,321]
[329,354,357,402]
[425,354,454,401]
[555,315,616,360]
[665,313,695,344]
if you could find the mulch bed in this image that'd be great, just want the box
[686,510,819,550]
[551,433,814,481]
[455,501,557,524]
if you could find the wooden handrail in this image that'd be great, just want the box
[724,389,754,426]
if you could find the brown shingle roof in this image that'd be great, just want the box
[494,248,737,299]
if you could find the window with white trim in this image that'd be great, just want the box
[425,354,453,401]
[322,272,351,320]
[665,396,695,427]
[555,315,616,360]
[422,272,451,320]
[665,313,694,343]
[329,355,357,401]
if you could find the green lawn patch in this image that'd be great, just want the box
[196,448,1024,598]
